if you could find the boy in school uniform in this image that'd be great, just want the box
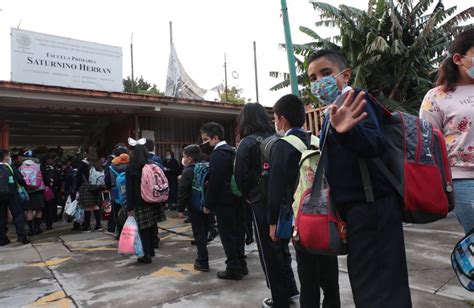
[262,94,309,308]
[177,144,210,272]
[201,122,247,280]
[307,49,411,307]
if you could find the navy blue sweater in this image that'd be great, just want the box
[321,90,392,205]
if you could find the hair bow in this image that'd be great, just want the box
[128,137,146,147]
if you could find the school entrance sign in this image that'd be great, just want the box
[11,28,123,92]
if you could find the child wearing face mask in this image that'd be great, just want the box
[420,28,474,234]
[177,144,211,272]
[307,49,411,308]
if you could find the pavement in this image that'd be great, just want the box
[0,211,473,308]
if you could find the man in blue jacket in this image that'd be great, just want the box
[307,49,411,308]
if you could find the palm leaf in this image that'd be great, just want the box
[269,71,290,79]
[310,1,343,20]
[411,0,436,19]
[441,7,474,33]
[366,36,390,54]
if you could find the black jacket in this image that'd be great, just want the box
[267,129,310,225]
[125,163,152,211]
[205,143,239,210]
[321,89,392,205]
[74,160,90,194]
[235,133,272,202]
[177,164,195,213]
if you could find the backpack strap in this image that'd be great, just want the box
[109,165,119,176]
[371,157,404,198]
[358,158,375,203]
[281,135,307,153]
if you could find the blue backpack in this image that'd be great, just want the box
[452,229,474,291]
[191,162,210,212]
[110,166,127,206]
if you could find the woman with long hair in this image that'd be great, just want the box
[420,28,474,233]
[234,103,300,307]
[126,144,161,263]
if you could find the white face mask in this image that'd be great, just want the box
[181,158,188,167]
[275,122,285,136]
[6,158,12,165]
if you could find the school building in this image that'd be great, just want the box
[0,81,241,157]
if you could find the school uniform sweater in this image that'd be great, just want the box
[204,142,238,210]
[321,89,392,205]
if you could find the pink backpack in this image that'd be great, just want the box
[140,163,169,203]
[20,161,45,191]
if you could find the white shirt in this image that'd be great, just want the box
[214,140,227,150]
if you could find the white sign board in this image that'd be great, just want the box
[11,28,123,92]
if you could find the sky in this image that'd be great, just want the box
[0,0,470,106]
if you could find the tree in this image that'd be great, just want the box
[271,0,474,113]
[219,86,246,105]
[123,76,164,96]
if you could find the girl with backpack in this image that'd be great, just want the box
[234,103,301,307]
[420,29,474,234]
[20,150,46,236]
[74,147,103,232]
[126,143,162,264]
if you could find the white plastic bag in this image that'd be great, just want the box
[64,196,78,218]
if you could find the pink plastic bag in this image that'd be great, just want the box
[118,216,144,257]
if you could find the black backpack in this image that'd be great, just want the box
[0,165,13,200]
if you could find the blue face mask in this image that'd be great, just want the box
[463,56,474,79]
[311,71,345,105]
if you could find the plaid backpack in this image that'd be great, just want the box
[451,229,474,291]
[360,98,455,223]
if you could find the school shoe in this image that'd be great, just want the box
[289,294,300,303]
[194,262,210,272]
[216,270,243,280]
[81,226,92,232]
[0,238,11,246]
[207,230,218,242]
[71,222,81,231]
[242,264,249,276]
[17,236,31,245]
[137,256,152,264]
[262,298,273,307]
[104,230,115,236]
[94,225,103,232]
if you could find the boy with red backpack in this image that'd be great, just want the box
[307,50,411,307]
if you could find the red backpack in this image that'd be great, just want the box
[361,100,455,223]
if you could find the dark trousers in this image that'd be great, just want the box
[0,195,26,239]
[139,224,157,258]
[252,202,298,308]
[215,204,246,271]
[107,201,121,233]
[44,198,57,227]
[296,249,340,308]
[340,193,412,308]
[244,202,253,242]
[189,211,210,265]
